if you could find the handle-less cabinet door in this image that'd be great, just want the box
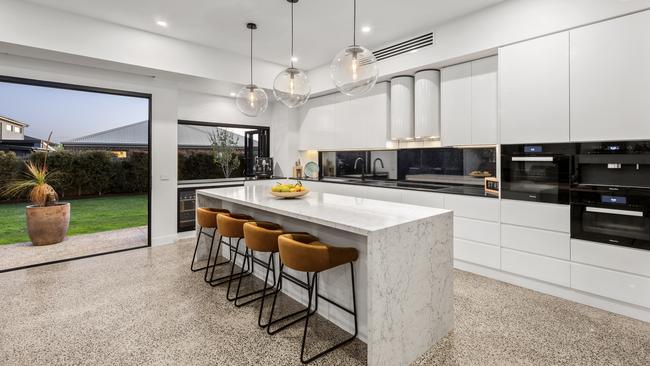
[441,62,472,146]
[471,56,498,145]
[499,32,570,144]
[414,70,441,139]
[390,76,415,140]
[570,11,650,141]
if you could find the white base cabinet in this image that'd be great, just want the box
[244,180,650,319]
[501,248,571,287]
[571,263,650,309]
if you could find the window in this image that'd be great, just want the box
[5,124,10,131]
[14,126,21,133]
[111,151,127,159]
[177,121,270,182]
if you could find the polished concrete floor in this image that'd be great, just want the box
[0,240,648,365]
[0,226,147,272]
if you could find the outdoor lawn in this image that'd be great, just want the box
[0,194,147,245]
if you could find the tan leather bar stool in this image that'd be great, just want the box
[228,221,284,325]
[270,233,359,364]
[191,207,229,273]
[207,213,255,288]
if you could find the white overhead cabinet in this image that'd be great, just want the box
[441,56,497,146]
[390,76,415,140]
[499,32,570,144]
[298,82,390,150]
[570,10,650,142]
[414,70,441,139]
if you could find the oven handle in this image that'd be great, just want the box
[511,156,555,162]
[585,206,644,217]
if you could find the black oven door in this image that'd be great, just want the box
[571,203,650,250]
[501,155,571,204]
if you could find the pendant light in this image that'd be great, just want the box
[329,0,378,96]
[235,23,269,117]
[273,0,311,108]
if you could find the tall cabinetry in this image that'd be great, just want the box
[499,32,570,144]
[441,56,497,146]
[570,10,650,141]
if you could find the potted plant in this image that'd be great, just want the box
[2,133,70,245]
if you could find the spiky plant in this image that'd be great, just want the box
[2,132,59,207]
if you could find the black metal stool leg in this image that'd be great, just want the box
[190,227,206,272]
[208,237,253,287]
[266,266,317,335]
[300,262,358,364]
[231,250,277,307]
[202,231,218,282]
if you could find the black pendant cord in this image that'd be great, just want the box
[353,0,357,46]
[291,2,295,68]
[250,27,253,86]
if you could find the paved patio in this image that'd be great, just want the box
[0,226,147,272]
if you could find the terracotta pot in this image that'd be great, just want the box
[26,203,70,246]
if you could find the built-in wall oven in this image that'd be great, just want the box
[570,141,650,250]
[501,143,574,204]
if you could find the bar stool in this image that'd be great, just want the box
[206,213,255,288]
[191,207,230,272]
[229,221,284,325]
[270,233,359,364]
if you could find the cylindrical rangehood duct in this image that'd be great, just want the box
[414,70,441,139]
[390,76,414,140]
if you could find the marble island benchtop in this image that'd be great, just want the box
[197,185,451,236]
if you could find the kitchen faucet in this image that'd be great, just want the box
[373,158,385,176]
[353,157,366,179]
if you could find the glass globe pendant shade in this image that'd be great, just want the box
[330,45,378,96]
[273,67,311,108]
[235,84,268,117]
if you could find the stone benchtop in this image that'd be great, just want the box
[197,185,450,236]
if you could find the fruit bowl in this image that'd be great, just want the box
[270,188,310,199]
[270,181,309,199]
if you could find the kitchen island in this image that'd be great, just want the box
[196,185,453,366]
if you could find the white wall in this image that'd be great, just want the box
[178,91,273,126]
[0,53,179,246]
[0,0,285,89]
[309,0,650,94]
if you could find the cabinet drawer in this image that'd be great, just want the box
[443,194,499,222]
[401,190,444,209]
[454,238,500,269]
[571,263,650,308]
[500,199,570,232]
[501,248,570,287]
[501,224,570,259]
[571,239,650,278]
[455,217,499,246]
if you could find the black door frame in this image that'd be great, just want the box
[0,75,152,273]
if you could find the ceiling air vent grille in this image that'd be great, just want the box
[373,32,433,62]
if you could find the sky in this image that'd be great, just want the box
[0,82,149,142]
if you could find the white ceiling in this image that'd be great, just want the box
[24,0,503,70]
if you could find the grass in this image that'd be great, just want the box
[0,195,147,245]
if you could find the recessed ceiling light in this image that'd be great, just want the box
[291,56,298,63]
[229,92,236,97]
[156,20,168,27]
[361,26,371,33]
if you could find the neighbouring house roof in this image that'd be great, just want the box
[0,135,53,154]
[62,121,252,148]
[62,120,149,147]
[0,115,29,127]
